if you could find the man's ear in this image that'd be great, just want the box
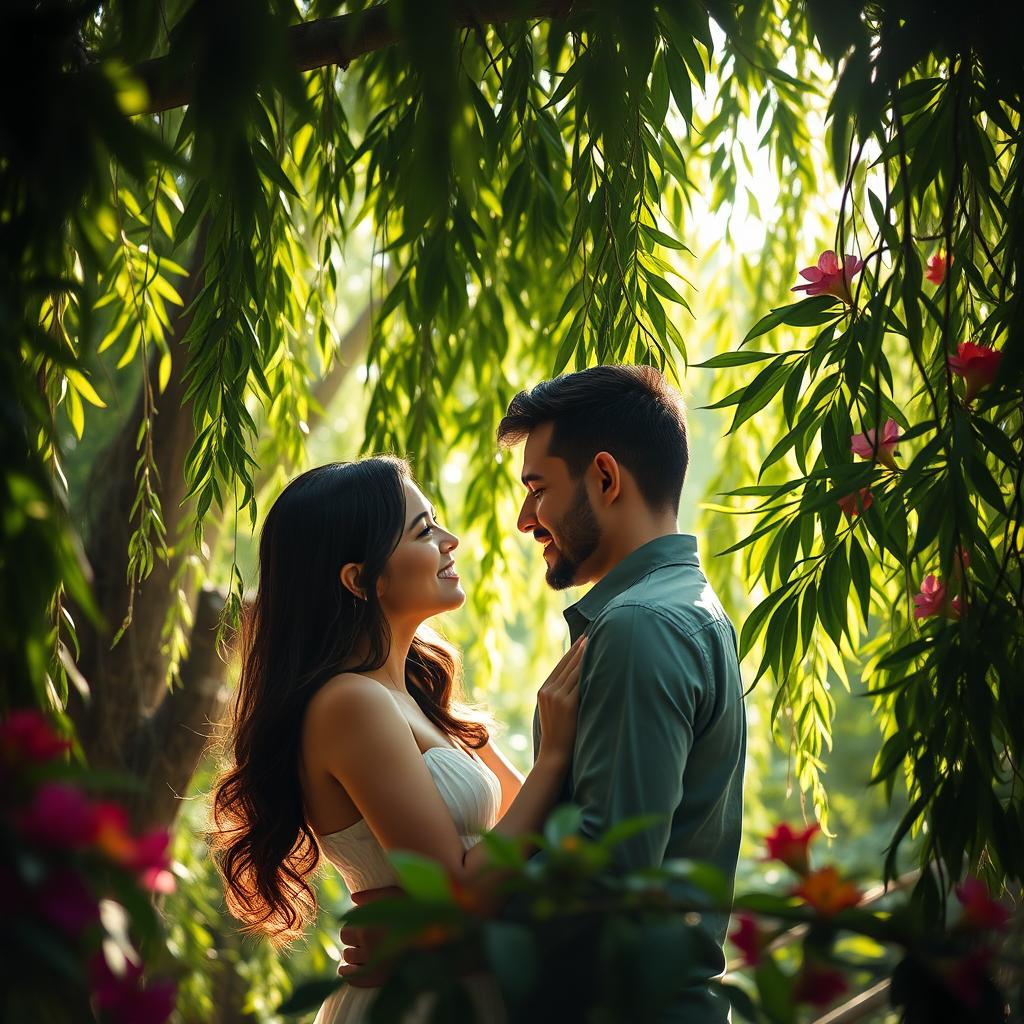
[591,451,622,505]
[339,562,366,600]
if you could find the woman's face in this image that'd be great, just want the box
[377,479,464,621]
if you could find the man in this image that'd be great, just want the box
[341,364,746,1021]
[495,364,746,1021]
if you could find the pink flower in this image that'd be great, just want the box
[794,958,849,1007]
[16,782,96,848]
[792,250,865,304]
[762,822,819,875]
[850,418,901,470]
[0,710,70,764]
[36,868,99,935]
[729,914,766,967]
[948,342,1002,403]
[913,575,961,620]
[837,488,873,518]
[926,251,951,286]
[955,876,1010,931]
[132,830,176,894]
[89,953,177,1024]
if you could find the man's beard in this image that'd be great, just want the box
[545,482,601,590]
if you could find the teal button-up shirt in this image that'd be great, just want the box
[533,533,746,1022]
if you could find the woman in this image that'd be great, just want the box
[210,457,583,1023]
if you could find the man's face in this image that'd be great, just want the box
[516,423,602,590]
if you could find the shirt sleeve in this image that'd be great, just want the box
[572,602,705,870]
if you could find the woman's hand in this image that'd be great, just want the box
[536,636,586,764]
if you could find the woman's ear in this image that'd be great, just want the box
[339,563,366,600]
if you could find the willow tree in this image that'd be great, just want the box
[3,0,1021,944]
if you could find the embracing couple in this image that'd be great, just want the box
[211,364,746,1023]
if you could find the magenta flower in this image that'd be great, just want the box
[36,868,99,935]
[16,782,96,848]
[926,251,951,286]
[0,710,70,764]
[792,250,865,304]
[913,575,961,620]
[132,830,176,894]
[955,876,1010,931]
[948,342,1002,403]
[837,488,873,519]
[850,418,901,470]
[89,953,177,1024]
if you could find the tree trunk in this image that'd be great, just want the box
[69,226,376,830]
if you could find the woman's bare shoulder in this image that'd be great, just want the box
[304,673,402,742]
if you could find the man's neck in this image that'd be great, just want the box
[585,514,680,585]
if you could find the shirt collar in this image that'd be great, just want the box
[563,533,701,634]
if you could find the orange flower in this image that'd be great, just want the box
[793,866,862,915]
[412,924,457,949]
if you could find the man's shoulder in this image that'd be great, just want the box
[596,564,734,641]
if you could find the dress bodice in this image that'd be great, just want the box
[317,745,502,894]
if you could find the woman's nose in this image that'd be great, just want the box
[441,532,459,552]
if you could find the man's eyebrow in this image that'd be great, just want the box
[521,473,544,486]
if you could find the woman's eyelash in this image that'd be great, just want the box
[419,524,434,538]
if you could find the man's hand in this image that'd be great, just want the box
[337,885,403,988]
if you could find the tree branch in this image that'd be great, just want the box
[132,0,578,115]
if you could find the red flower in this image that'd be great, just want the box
[948,342,1002,402]
[955,876,1010,932]
[0,710,70,764]
[793,958,848,1007]
[89,953,177,1024]
[792,250,865,304]
[728,914,766,967]
[793,866,863,915]
[16,782,96,848]
[763,822,819,875]
[926,251,951,286]
[943,945,995,1008]
[913,575,961,620]
[850,418,901,470]
[837,488,873,518]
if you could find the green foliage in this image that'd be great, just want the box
[279,811,1015,1024]
[3,0,1022,1017]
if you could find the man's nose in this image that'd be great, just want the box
[517,496,537,535]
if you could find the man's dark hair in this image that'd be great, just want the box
[496,364,689,512]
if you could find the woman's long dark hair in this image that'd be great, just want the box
[209,457,489,946]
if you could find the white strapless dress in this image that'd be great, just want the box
[313,745,507,1023]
